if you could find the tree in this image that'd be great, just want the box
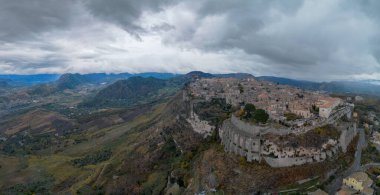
[244,103,256,113]
[238,83,244,93]
[244,103,256,119]
[253,109,269,123]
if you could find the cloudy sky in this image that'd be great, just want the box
[0,0,380,81]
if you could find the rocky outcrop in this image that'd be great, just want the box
[187,111,214,138]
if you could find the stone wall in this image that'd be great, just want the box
[230,115,262,136]
[220,115,354,167]
[263,144,339,167]
[338,122,357,153]
[220,119,261,162]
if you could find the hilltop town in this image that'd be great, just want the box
[187,78,356,166]
[1,73,380,194]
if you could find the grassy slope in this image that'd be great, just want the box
[0,101,168,194]
[0,88,361,194]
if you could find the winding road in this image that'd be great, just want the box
[326,128,366,194]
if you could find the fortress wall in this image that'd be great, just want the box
[231,115,262,135]
[339,123,357,153]
[264,144,339,167]
[264,156,310,167]
[220,119,261,162]
[220,115,347,167]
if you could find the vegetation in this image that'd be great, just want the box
[76,185,105,195]
[244,103,256,114]
[336,135,358,170]
[1,134,58,155]
[311,104,319,114]
[368,166,380,175]
[253,109,269,123]
[284,112,301,121]
[194,98,233,126]
[312,125,340,140]
[71,149,112,167]
[240,103,269,123]
[238,83,244,93]
[4,177,54,195]
[361,143,380,164]
[80,76,182,108]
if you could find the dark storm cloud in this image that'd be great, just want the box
[82,0,176,39]
[0,0,379,80]
[0,0,80,42]
[155,0,380,79]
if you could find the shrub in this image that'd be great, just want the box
[244,103,256,113]
[284,113,301,121]
[71,149,112,167]
[253,109,269,123]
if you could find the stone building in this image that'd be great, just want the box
[340,172,374,195]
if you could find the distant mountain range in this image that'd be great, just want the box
[0,72,179,87]
[0,74,60,86]
[0,79,10,88]
[256,76,380,97]
[95,76,168,100]
[2,72,380,97]
[81,71,214,107]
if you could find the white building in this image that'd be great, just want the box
[317,97,342,118]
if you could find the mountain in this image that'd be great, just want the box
[257,76,380,96]
[257,76,321,90]
[0,74,60,86]
[56,73,90,89]
[214,73,255,79]
[6,71,380,97]
[95,76,168,100]
[0,72,179,88]
[80,76,182,107]
[134,72,179,79]
[56,72,180,90]
[0,79,10,88]
[185,71,214,79]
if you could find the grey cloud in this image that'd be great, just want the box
[82,0,176,39]
[0,0,80,42]
[157,0,380,80]
[0,0,380,80]
[150,23,175,32]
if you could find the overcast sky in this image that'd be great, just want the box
[0,0,380,81]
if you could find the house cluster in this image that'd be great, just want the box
[188,78,358,167]
[338,172,374,195]
[189,78,350,126]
